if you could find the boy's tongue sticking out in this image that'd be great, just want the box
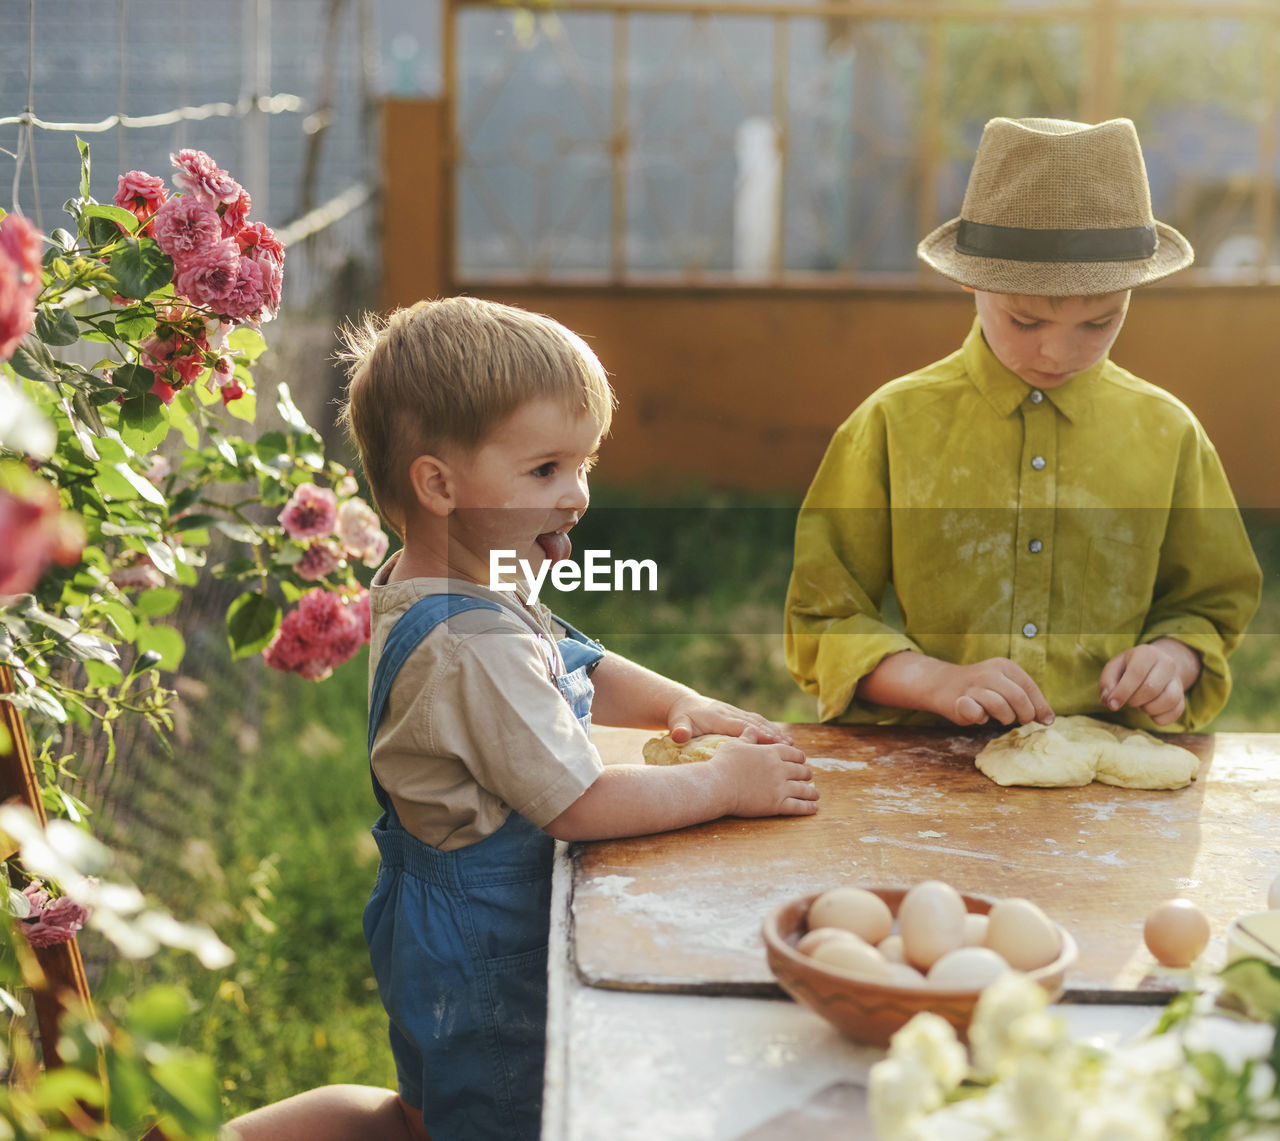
[537,529,572,564]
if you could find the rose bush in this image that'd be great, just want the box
[0,140,388,1137]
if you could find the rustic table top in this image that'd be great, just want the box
[543,725,1280,1140]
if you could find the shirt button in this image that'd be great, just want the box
[1028,538,1043,553]
[1031,455,1046,470]
[1022,622,1038,638]
[1029,390,1044,404]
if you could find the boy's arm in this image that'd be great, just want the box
[588,651,792,743]
[1112,426,1261,730]
[857,650,1054,726]
[543,733,819,841]
[784,412,919,723]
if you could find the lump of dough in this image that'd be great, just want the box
[975,714,1198,790]
[1092,723,1199,789]
[641,733,732,766]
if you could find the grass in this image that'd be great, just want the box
[89,492,1279,1118]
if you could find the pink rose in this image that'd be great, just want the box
[336,498,388,567]
[262,588,370,679]
[173,239,240,308]
[22,881,51,917]
[0,214,42,360]
[220,188,253,238]
[0,476,84,596]
[114,170,169,236]
[218,255,267,322]
[170,149,241,206]
[296,539,343,581]
[21,895,90,948]
[278,483,338,541]
[236,221,284,264]
[152,195,222,259]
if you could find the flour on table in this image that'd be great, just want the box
[975,714,1199,790]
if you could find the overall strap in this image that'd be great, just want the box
[367,594,503,758]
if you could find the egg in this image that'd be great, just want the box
[808,887,894,945]
[797,926,858,956]
[877,933,906,964]
[887,962,927,988]
[962,912,990,948]
[809,932,894,983]
[927,946,1011,991]
[1268,873,1280,911]
[1144,899,1210,968]
[898,880,968,970]
[984,897,1061,971]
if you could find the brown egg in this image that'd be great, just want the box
[897,880,968,970]
[1144,899,1210,968]
[984,898,1061,971]
[808,887,894,945]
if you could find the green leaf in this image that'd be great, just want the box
[30,1066,105,1114]
[113,304,156,343]
[77,136,91,200]
[225,390,257,422]
[141,535,177,577]
[276,382,318,438]
[120,393,170,453]
[109,461,167,507]
[65,630,120,665]
[126,984,191,1043]
[83,658,124,688]
[135,588,182,617]
[8,334,59,383]
[34,306,81,346]
[108,237,173,299]
[101,599,137,640]
[81,202,138,231]
[226,592,280,659]
[3,685,68,723]
[1219,957,1280,1022]
[227,325,268,361]
[135,623,185,671]
[215,519,260,544]
[113,362,154,398]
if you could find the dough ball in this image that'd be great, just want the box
[976,714,1199,790]
[642,733,732,766]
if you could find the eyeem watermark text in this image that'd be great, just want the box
[490,550,658,605]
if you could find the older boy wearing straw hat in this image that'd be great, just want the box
[785,117,1261,732]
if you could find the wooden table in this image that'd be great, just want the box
[544,725,1280,1139]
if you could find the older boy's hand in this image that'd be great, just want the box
[932,658,1056,727]
[1099,639,1201,726]
[666,695,793,746]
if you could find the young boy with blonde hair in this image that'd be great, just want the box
[786,117,1260,732]
[338,296,818,1141]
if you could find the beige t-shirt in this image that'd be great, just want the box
[368,556,604,851]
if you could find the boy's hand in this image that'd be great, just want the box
[1099,639,1201,726]
[708,736,819,818]
[930,658,1055,727]
[665,694,793,746]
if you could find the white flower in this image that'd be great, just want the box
[1074,1099,1170,1141]
[0,377,56,460]
[890,1012,968,1093]
[869,1056,947,1140]
[969,972,1058,1076]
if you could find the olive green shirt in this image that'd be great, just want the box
[785,320,1261,731]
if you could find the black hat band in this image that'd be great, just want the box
[956,220,1158,263]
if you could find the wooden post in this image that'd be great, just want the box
[0,664,94,1065]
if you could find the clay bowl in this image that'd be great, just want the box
[762,888,1077,1049]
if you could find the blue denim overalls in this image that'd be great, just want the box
[363,593,604,1141]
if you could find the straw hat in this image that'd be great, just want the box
[917,117,1193,295]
